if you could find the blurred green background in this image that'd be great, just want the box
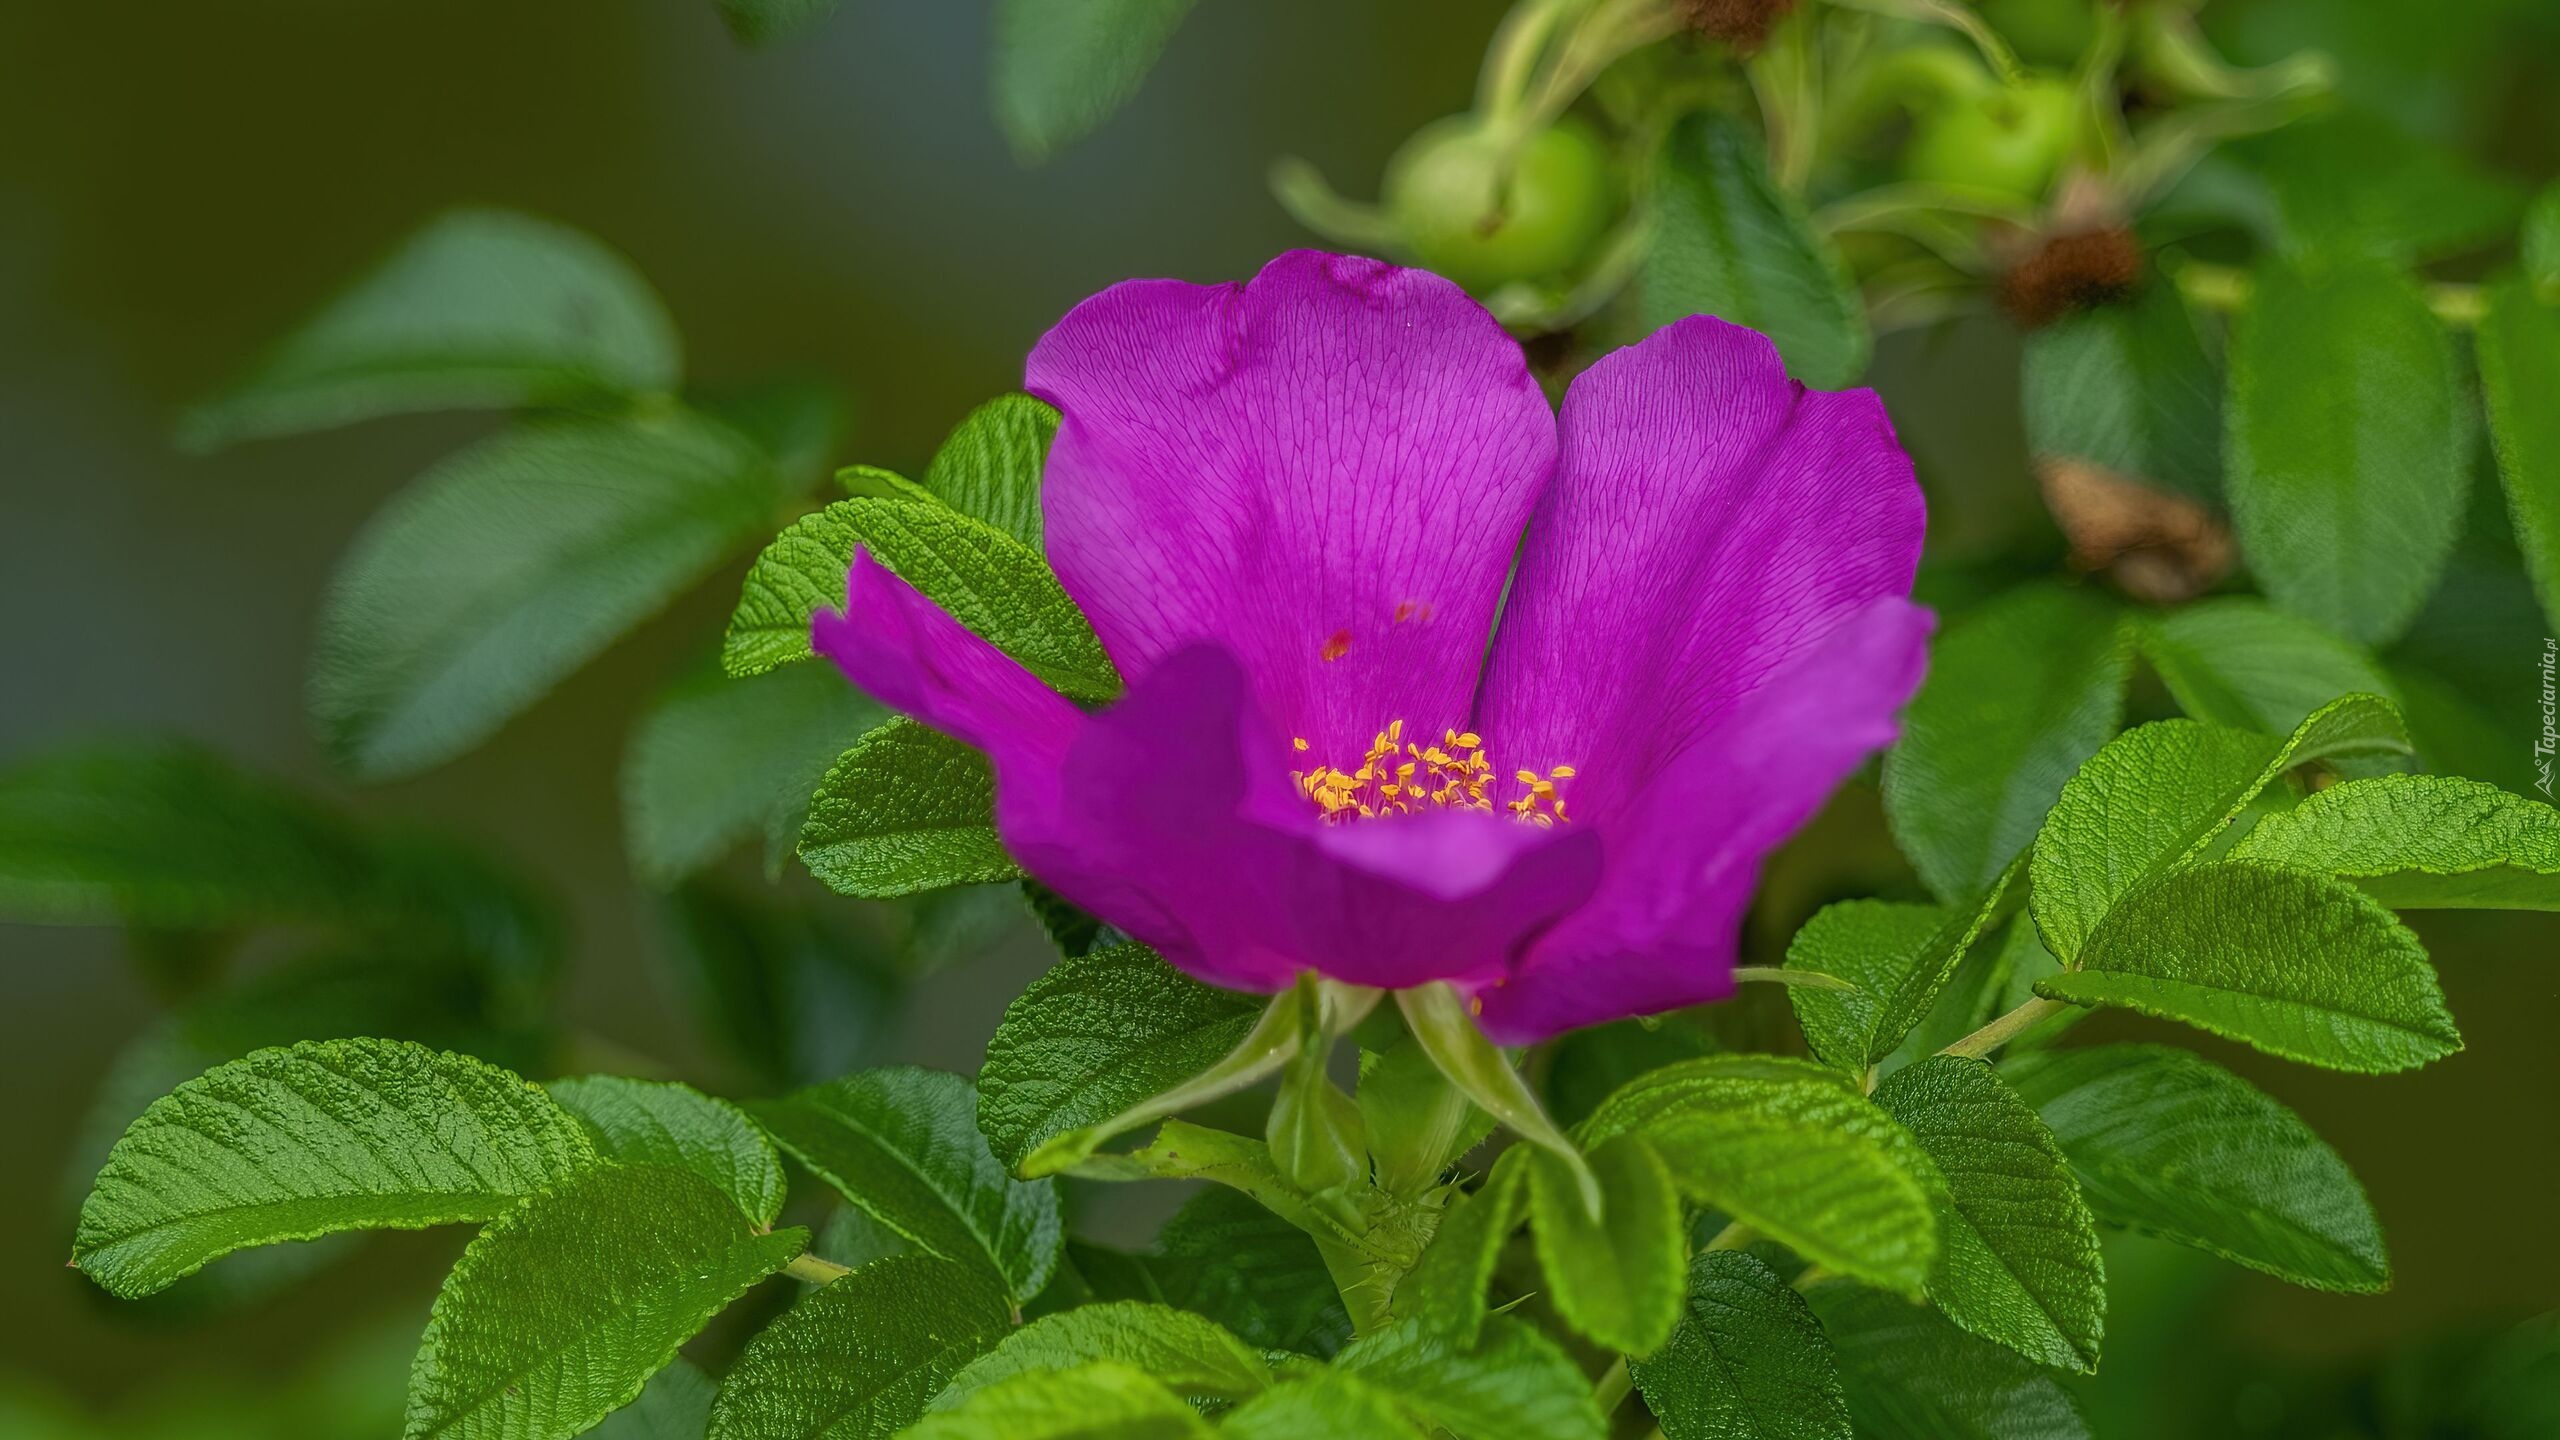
[1,1,2553,1435]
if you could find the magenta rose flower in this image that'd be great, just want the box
[815,250,1928,1043]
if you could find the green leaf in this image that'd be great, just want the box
[2038,861,2461,1073]
[1642,110,1869,388]
[2223,111,2523,265]
[315,412,787,779]
[989,0,1201,164]
[1806,1284,2092,1440]
[406,1164,803,1440]
[1357,1034,1494,1201]
[2526,181,2560,300]
[930,1302,1270,1411]
[1579,1057,1940,1298]
[922,394,1058,547]
[2225,261,2468,646]
[749,1068,1061,1302]
[722,497,1116,699]
[1335,1316,1606,1440]
[1219,1373,1424,1440]
[1628,1250,1850,1440]
[1389,1151,1527,1345]
[545,1076,786,1230]
[1785,872,2011,1073]
[707,1255,1010,1440]
[1398,983,1595,1215]
[2003,1044,2387,1291]
[1151,1188,1353,1357]
[977,942,1268,1174]
[74,1039,596,1298]
[796,720,1020,898]
[623,663,881,886]
[2021,281,2220,499]
[1882,585,2134,903]
[596,1358,717,1440]
[1871,1058,2104,1372]
[902,1363,1207,1440]
[2234,773,2560,909]
[2479,272,2560,632]
[2029,696,2410,962]
[1526,1135,1684,1356]
[715,0,841,46]
[2137,599,2400,736]
[179,208,680,450]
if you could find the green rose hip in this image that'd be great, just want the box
[1384,114,1616,292]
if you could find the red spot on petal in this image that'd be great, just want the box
[1321,629,1353,662]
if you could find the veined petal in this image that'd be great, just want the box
[1476,316,1926,830]
[1027,250,1556,758]
[1473,598,1934,1042]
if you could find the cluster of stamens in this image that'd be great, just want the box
[1291,721,1576,827]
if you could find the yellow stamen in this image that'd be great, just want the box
[1292,721,1578,826]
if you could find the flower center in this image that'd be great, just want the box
[1290,720,1576,827]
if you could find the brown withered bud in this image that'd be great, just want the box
[2036,458,2235,604]
[1998,226,2145,329]
[1677,0,1798,53]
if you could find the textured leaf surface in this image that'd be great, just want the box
[1628,1251,1849,1440]
[750,1068,1060,1301]
[180,208,679,449]
[1218,1373,1423,1440]
[1581,1058,1939,1298]
[623,663,880,885]
[405,1164,804,1440]
[1643,111,1867,387]
[595,1358,717,1440]
[2478,272,2560,631]
[715,0,842,45]
[1151,1188,1354,1356]
[990,0,1200,163]
[901,1362,1206,1439]
[546,1076,786,1229]
[2041,861,2461,1073]
[707,1255,1009,1440]
[1786,881,2008,1073]
[1807,1284,2092,1440]
[2137,600,2399,736]
[2234,773,2560,909]
[2226,261,2467,646]
[75,1040,596,1298]
[1334,1316,1603,1440]
[976,942,1263,1171]
[921,394,1057,547]
[1643,110,1866,386]
[1527,1136,1684,1357]
[722,496,1115,697]
[2030,697,2409,962]
[2004,1045,2386,1291]
[2021,282,2220,498]
[1883,585,2132,902]
[315,413,786,779]
[797,720,1019,898]
[1873,1058,2104,1372]
[930,1302,1269,1411]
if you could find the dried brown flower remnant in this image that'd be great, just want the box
[2000,227,2145,328]
[2038,457,2235,603]
[1678,0,1798,52]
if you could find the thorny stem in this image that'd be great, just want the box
[1940,996,2072,1059]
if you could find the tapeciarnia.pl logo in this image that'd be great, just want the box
[2538,637,2556,799]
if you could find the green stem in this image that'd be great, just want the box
[784,1252,851,1285]
[1730,965,1860,992]
[1593,1355,1635,1415]
[1826,0,2021,83]
[1940,996,2071,1059]
[1701,1219,1758,1252]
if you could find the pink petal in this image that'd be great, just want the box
[1026,250,1556,761]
